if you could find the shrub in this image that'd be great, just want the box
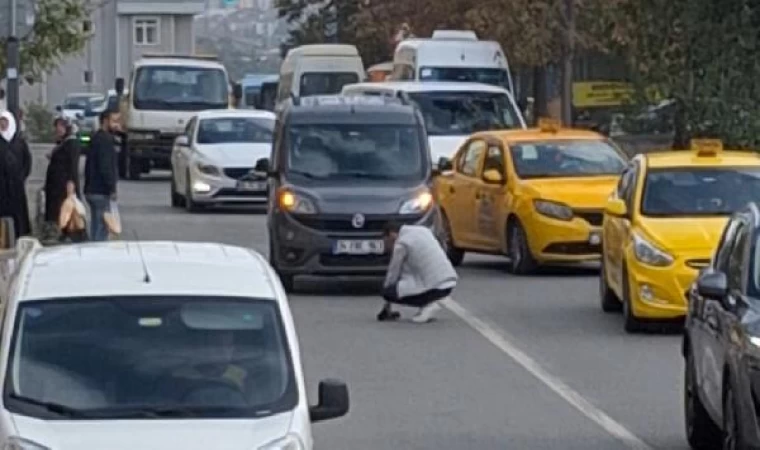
[23,101,55,143]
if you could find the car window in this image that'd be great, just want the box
[622,161,640,211]
[728,222,749,292]
[482,145,505,176]
[299,72,360,97]
[460,140,486,177]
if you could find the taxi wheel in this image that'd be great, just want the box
[684,351,722,449]
[442,214,464,266]
[622,264,644,333]
[507,220,538,275]
[599,256,622,313]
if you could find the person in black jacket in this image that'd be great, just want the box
[84,110,120,241]
[44,117,82,234]
[0,109,31,238]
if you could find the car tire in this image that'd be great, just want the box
[118,145,128,179]
[723,380,745,450]
[507,220,538,275]
[185,171,201,213]
[622,264,644,333]
[684,351,722,449]
[599,255,622,313]
[127,151,141,181]
[269,238,295,293]
[170,170,183,208]
[442,213,464,266]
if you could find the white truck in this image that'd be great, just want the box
[114,54,242,180]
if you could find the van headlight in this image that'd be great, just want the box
[632,232,674,267]
[258,434,305,450]
[279,189,317,214]
[399,190,433,214]
[533,200,573,221]
[4,437,50,450]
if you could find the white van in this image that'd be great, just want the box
[391,30,515,95]
[342,81,526,164]
[0,238,348,450]
[276,44,365,108]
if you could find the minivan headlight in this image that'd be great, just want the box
[399,190,433,214]
[258,434,304,450]
[279,189,317,214]
[4,437,50,450]
[632,232,674,267]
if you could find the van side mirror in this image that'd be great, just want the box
[174,135,189,147]
[115,78,125,95]
[309,379,349,423]
[605,198,627,217]
[254,157,270,174]
[437,157,453,171]
[696,271,728,301]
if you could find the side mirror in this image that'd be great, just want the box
[437,157,453,171]
[233,83,243,101]
[55,105,62,112]
[0,217,16,251]
[174,135,189,147]
[605,198,627,217]
[309,379,349,423]
[517,97,528,113]
[254,157,270,174]
[115,77,125,95]
[696,271,728,300]
[482,169,504,184]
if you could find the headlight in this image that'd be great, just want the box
[195,161,222,177]
[632,232,673,267]
[258,434,305,450]
[4,437,50,450]
[399,190,433,214]
[279,189,317,214]
[533,199,573,221]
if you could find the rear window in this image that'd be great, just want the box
[300,72,360,97]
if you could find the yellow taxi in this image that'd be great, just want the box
[599,139,760,332]
[435,119,628,274]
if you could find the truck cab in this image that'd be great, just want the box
[115,54,242,180]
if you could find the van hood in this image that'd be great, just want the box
[10,412,292,450]
[429,136,467,163]
[127,110,203,134]
[291,182,426,215]
[196,143,271,168]
[638,217,729,252]
[520,176,619,209]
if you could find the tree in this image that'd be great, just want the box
[0,0,92,82]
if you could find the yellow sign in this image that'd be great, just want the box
[538,117,561,132]
[572,82,633,108]
[691,139,723,156]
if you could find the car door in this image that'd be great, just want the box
[604,161,640,292]
[448,139,486,247]
[474,141,508,250]
[174,117,197,194]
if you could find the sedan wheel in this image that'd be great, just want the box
[723,383,743,450]
[684,352,722,449]
[507,221,537,275]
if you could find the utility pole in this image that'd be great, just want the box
[560,0,575,126]
[6,0,20,117]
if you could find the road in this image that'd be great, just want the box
[27,146,689,450]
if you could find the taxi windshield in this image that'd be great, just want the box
[406,91,520,136]
[509,140,627,179]
[3,296,297,420]
[641,167,760,217]
[286,124,425,180]
[197,117,274,144]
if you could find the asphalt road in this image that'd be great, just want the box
[27,145,690,450]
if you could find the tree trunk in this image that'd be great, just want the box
[533,66,548,124]
[671,99,689,149]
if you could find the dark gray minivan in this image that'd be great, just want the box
[256,95,441,291]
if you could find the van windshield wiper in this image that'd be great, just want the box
[337,171,396,180]
[7,393,87,418]
[79,405,204,419]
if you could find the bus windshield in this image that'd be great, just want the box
[133,66,229,111]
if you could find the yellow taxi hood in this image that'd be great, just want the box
[518,176,619,209]
[637,217,729,252]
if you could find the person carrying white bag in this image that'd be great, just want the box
[58,182,88,243]
[103,200,121,240]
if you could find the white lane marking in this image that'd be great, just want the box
[442,297,654,450]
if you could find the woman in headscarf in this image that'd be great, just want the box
[0,110,32,238]
[44,116,81,234]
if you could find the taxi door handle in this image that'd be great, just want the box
[449,186,455,193]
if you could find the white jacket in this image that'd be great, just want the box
[384,225,458,297]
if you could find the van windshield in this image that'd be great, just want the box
[407,91,520,136]
[3,296,297,420]
[133,66,229,111]
[300,72,360,97]
[419,67,510,89]
[286,124,425,180]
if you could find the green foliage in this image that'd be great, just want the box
[0,0,91,81]
[23,101,55,143]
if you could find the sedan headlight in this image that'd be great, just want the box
[533,199,573,221]
[279,189,317,214]
[399,190,433,214]
[4,437,50,450]
[258,434,305,450]
[632,232,674,267]
[195,161,222,177]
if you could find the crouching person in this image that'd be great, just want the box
[377,222,458,323]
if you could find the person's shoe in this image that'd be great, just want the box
[377,307,401,322]
[411,302,442,323]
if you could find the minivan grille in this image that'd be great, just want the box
[293,214,421,232]
[573,209,604,226]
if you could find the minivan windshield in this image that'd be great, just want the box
[419,67,510,89]
[300,72,360,97]
[407,91,520,136]
[133,66,229,111]
[286,124,425,180]
[3,296,296,419]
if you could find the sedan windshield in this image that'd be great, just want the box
[197,117,274,144]
[509,140,627,179]
[63,95,104,110]
[641,167,760,217]
[3,296,296,420]
[133,66,229,111]
[419,66,510,89]
[286,124,425,180]
[407,91,520,136]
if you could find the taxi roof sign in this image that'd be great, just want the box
[538,117,561,133]
[691,139,723,156]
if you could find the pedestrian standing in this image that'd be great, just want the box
[84,110,120,242]
[377,222,459,323]
[43,117,82,239]
[0,110,32,238]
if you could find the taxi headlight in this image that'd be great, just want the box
[258,434,305,450]
[195,161,222,177]
[632,233,674,267]
[399,191,433,214]
[279,189,317,214]
[4,437,50,450]
[533,199,573,221]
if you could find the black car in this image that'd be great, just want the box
[684,202,760,450]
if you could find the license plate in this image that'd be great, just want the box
[589,231,601,245]
[237,181,266,191]
[332,240,384,255]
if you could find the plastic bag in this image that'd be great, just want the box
[58,192,87,232]
[104,201,121,237]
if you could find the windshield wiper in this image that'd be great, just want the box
[7,393,88,417]
[336,171,395,180]
[79,405,204,419]
[287,170,324,179]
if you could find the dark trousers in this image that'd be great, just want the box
[382,284,452,308]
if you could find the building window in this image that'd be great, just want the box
[133,17,160,46]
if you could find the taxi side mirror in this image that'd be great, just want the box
[482,169,504,184]
[605,198,627,217]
